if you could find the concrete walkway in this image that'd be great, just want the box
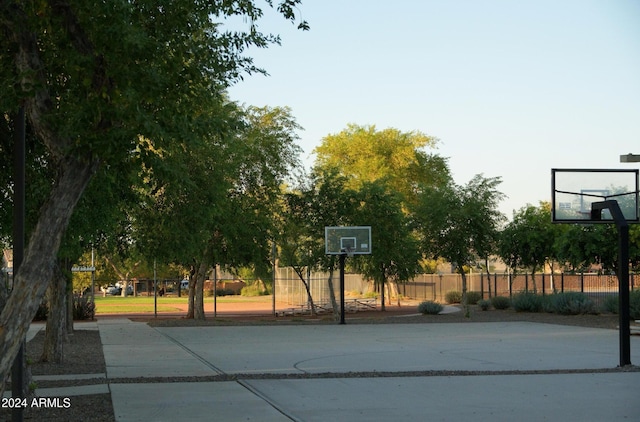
[29,319,640,421]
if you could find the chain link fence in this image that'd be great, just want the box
[275,268,637,307]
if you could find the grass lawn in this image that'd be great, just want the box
[93,294,270,314]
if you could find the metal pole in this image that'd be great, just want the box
[213,266,217,318]
[153,259,157,318]
[591,200,631,366]
[618,223,631,366]
[339,253,346,325]
[12,105,25,422]
[90,245,95,303]
[272,242,276,316]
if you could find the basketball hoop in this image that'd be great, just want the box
[342,247,355,258]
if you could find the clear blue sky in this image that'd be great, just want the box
[226,0,640,217]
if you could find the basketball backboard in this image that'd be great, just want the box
[325,226,372,255]
[551,168,639,223]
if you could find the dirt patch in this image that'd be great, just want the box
[141,303,622,330]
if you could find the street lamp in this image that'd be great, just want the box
[620,154,640,163]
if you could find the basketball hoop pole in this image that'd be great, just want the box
[339,251,346,325]
[592,200,631,367]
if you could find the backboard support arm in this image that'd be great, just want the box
[591,200,631,367]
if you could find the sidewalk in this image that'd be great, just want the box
[33,319,640,421]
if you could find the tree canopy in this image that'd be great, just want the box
[313,124,450,203]
[0,0,307,392]
[413,174,505,315]
[497,202,556,291]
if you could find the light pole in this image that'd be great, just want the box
[620,154,640,163]
[617,153,639,366]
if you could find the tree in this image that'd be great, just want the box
[280,170,357,318]
[311,124,451,314]
[353,181,422,311]
[314,124,450,204]
[554,223,640,275]
[0,0,307,393]
[498,202,555,292]
[414,175,505,317]
[135,104,302,319]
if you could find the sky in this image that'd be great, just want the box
[226,0,640,218]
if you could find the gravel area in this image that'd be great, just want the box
[1,305,636,421]
[1,329,112,422]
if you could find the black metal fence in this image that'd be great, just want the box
[276,267,636,306]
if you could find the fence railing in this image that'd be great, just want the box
[275,268,636,307]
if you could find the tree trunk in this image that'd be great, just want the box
[66,284,74,332]
[485,257,492,299]
[0,156,97,396]
[326,267,339,321]
[391,281,401,306]
[379,279,386,312]
[41,263,68,363]
[186,265,195,319]
[194,260,208,320]
[379,264,386,311]
[293,266,316,316]
[459,266,470,318]
[531,270,538,293]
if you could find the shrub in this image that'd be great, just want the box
[511,292,543,313]
[601,295,618,314]
[444,291,462,304]
[240,285,268,296]
[418,301,444,315]
[600,291,640,319]
[204,288,236,297]
[631,290,640,320]
[491,296,511,310]
[466,291,482,305]
[548,292,597,315]
[477,299,491,311]
[73,295,95,320]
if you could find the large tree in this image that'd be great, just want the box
[414,175,505,317]
[0,0,307,393]
[554,223,640,275]
[313,124,450,204]
[135,104,302,319]
[280,170,357,317]
[353,181,422,311]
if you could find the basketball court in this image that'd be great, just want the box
[95,319,640,421]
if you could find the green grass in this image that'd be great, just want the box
[94,296,185,313]
[93,294,270,314]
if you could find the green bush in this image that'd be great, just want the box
[204,288,236,297]
[511,292,543,313]
[600,291,640,320]
[548,292,597,315]
[601,295,618,314]
[73,295,95,320]
[240,285,268,297]
[477,299,491,311]
[466,291,482,305]
[491,296,511,310]
[444,291,462,304]
[631,290,640,320]
[418,301,444,315]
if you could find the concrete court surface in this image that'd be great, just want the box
[99,319,640,421]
